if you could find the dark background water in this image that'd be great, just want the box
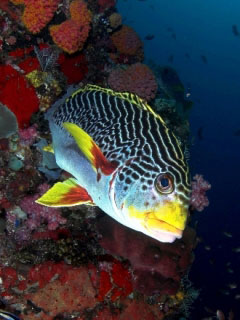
[117,0,240,318]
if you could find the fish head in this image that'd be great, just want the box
[110,167,191,243]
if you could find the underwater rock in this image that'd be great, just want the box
[97,215,196,295]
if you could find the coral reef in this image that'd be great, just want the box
[10,0,61,34]
[97,215,196,296]
[50,0,91,54]
[108,63,158,101]
[98,0,116,12]
[109,12,122,29]
[111,25,143,56]
[0,67,39,128]
[0,1,210,319]
[59,53,88,84]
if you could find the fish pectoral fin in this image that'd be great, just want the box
[62,122,118,175]
[36,178,94,207]
[42,144,54,153]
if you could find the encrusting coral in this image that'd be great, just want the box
[10,0,61,34]
[49,0,91,54]
[108,63,158,101]
[111,25,143,56]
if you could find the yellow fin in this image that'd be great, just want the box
[62,122,117,175]
[36,178,94,207]
[43,144,54,153]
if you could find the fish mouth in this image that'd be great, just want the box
[144,217,183,243]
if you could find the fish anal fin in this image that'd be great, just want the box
[36,178,94,207]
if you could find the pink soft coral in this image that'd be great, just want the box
[20,183,67,231]
[190,174,211,212]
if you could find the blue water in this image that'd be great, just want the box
[117,0,240,318]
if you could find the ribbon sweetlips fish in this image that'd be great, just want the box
[37,84,191,243]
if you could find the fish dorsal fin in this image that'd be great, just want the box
[36,178,95,207]
[62,122,118,176]
[70,84,166,125]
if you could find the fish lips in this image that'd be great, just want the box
[126,205,187,243]
[144,217,183,243]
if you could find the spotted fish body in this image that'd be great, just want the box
[37,84,191,243]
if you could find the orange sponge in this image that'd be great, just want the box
[11,0,60,34]
[50,0,91,54]
[111,25,142,56]
[70,0,91,26]
[10,0,25,4]
[50,20,86,54]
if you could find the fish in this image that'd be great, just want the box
[0,310,20,320]
[197,126,204,140]
[232,24,239,36]
[171,33,176,40]
[185,53,191,59]
[36,85,191,243]
[216,310,225,320]
[223,231,232,238]
[201,55,208,64]
[232,247,240,252]
[219,289,230,296]
[228,283,237,289]
[227,268,234,274]
[144,34,155,40]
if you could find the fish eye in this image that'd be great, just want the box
[155,173,174,194]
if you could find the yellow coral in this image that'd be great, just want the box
[109,13,122,29]
[175,290,185,301]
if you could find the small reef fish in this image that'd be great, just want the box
[228,283,237,289]
[223,231,232,238]
[216,310,225,320]
[197,126,204,140]
[227,268,234,274]
[37,85,191,243]
[144,34,155,40]
[201,55,208,64]
[232,24,239,36]
[0,310,20,320]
